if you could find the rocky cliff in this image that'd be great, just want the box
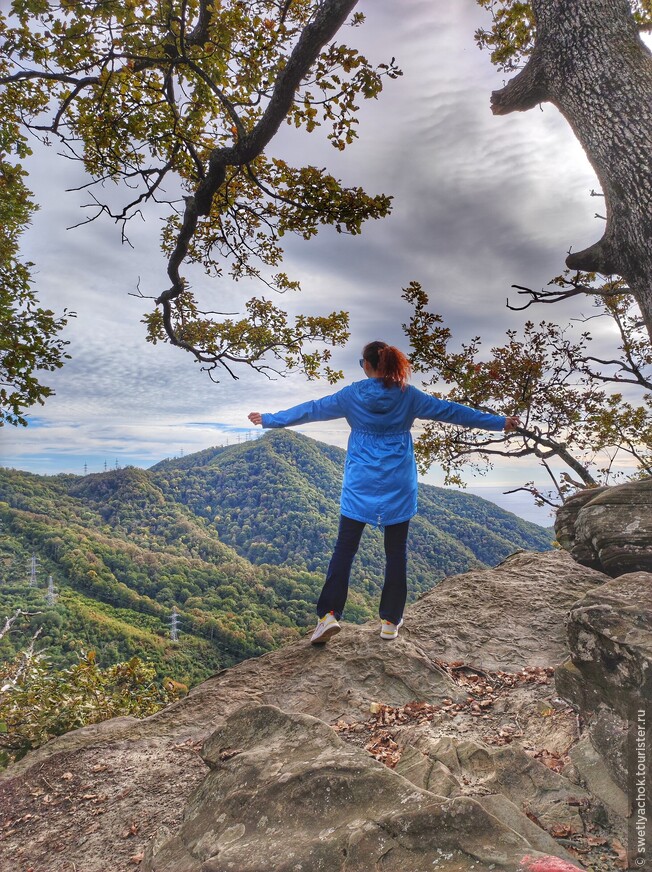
[3,543,649,872]
[555,479,652,577]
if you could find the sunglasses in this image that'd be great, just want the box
[359,358,365,368]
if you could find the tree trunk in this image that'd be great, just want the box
[490,0,652,343]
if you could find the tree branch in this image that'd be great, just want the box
[514,424,598,486]
[504,485,559,509]
[0,608,43,641]
[185,0,216,45]
[156,0,360,373]
[490,47,548,115]
[573,354,652,390]
[566,238,620,275]
[0,70,99,86]
[506,277,625,311]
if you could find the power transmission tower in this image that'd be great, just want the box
[84,462,88,475]
[46,576,57,606]
[29,554,38,588]
[170,608,180,643]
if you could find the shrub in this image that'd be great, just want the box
[0,648,182,768]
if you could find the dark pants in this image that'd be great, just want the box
[317,515,410,625]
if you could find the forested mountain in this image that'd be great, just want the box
[0,431,552,687]
[150,431,552,591]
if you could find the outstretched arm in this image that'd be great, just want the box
[411,388,508,431]
[248,386,350,429]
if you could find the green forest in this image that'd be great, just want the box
[0,431,552,688]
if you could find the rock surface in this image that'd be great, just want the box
[556,571,652,719]
[569,737,629,824]
[396,733,588,834]
[0,550,622,871]
[404,550,606,671]
[554,569,652,843]
[555,479,652,576]
[143,704,576,872]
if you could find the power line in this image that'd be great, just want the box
[28,554,38,588]
[170,607,180,643]
[46,575,57,606]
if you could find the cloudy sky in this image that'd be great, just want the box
[2,0,611,524]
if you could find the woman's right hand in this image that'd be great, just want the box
[248,412,263,426]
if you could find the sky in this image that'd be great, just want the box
[1,0,614,525]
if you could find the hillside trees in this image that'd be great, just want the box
[403,279,652,506]
[0,0,399,389]
[476,0,652,340]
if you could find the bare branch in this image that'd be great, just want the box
[503,485,559,509]
[0,608,43,641]
[507,279,623,311]
[15,628,44,683]
[540,455,564,502]
[573,354,652,390]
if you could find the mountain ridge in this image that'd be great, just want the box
[150,429,552,585]
[0,431,552,686]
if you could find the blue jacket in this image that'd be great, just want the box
[261,379,506,527]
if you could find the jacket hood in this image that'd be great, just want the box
[351,378,405,414]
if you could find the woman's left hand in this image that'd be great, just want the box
[504,416,521,432]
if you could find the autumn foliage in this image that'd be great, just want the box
[402,278,652,505]
[0,648,182,768]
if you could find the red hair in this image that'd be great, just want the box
[362,341,412,390]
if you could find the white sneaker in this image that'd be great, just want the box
[310,612,341,645]
[380,618,404,640]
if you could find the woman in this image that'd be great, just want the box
[248,341,520,645]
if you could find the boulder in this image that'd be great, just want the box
[555,486,609,570]
[587,705,629,793]
[143,704,580,872]
[555,479,652,576]
[555,571,652,719]
[554,570,652,839]
[568,737,628,824]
